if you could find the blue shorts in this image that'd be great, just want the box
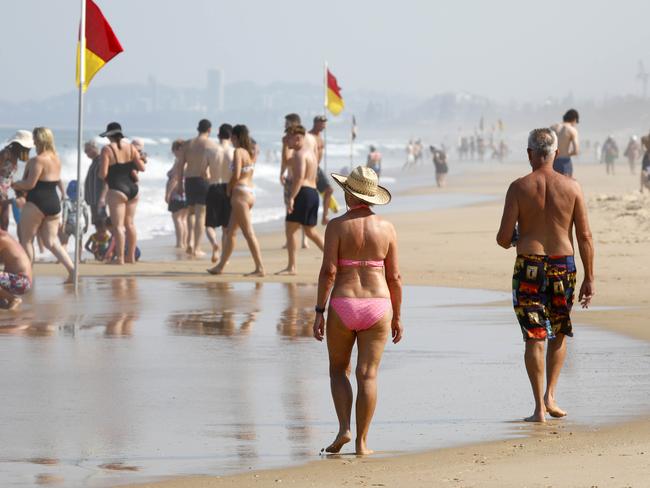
[553,157,573,177]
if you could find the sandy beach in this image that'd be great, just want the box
[21,161,650,488]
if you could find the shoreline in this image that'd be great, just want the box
[28,161,650,487]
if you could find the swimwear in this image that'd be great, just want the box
[234,184,255,196]
[316,167,331,193]
[553,157,573,177]
[184,177,209,206]
[286,186,319,226]
[642,153,650,172]
[26,180,61,216]
[167,196,187,214]
[512,254,577,341]
[330,258,391,332]
[0,271,31,295]
[205,183,231,228]
[106,146,138,200]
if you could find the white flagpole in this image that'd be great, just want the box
[73,0,87,295]
[349,116,354,171]
[323,61,328,175]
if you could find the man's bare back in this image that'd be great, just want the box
[181,136,216,178]
[557,123,579,158]
[509,168,583,256]
[0,231,31,279]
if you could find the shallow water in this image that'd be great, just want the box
[0,278,648,487]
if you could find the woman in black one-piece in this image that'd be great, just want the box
[98,122,145,264]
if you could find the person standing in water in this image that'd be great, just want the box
[313,166,402,455]
[553,109,580,177]
[497,128,594,423]
[98,122,146,265]
[13,127,75,283]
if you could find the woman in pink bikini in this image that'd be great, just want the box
[313,166,403,455]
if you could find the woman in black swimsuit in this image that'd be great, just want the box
[12,127,75,283]
[98,122,145,264]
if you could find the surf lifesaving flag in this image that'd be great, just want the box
[326,69,345,116]
[76,0,123,91]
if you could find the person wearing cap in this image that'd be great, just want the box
[13,127,75,283]
[98,122,146,265]
[174,119,218,258]
[312,165,402,455]
[277,124,324,275]
[0,130,33,230]
[309,115,336,225]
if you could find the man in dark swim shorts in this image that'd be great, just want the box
[497,127,594,423]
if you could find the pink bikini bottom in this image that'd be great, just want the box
[330,297,392,332]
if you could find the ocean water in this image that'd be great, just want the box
[0,128,492,246]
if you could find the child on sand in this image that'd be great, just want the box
[84,218,112,261]
[102,218,141,263]
[0,230,32,310]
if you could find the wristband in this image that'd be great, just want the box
[315,305,326,314]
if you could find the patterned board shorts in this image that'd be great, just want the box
[0,272,32,296]
[512,255,576,341]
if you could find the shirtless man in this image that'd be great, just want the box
[176,119,216,257]
[497,128,594,423]
[641,130,650,192]
[205,124,234,263]
[309,115,335,225]
[278,125,324,275]
[0,230,32,310]
[553,109,580,177]
[280,113,308,248]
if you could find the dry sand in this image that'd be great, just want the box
[36,162,650,487]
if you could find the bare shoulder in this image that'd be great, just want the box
[377,215,396,235]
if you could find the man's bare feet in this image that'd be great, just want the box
[544,396,567,418]
[324,431,352,453]
[355,439,373,455]
[211,245,220,263]
[245,269,265,277]
[186,246,193,256]
[207,265,223,275]
[275,267,296,276]
[192,249,206,258]
[524,410,546,423]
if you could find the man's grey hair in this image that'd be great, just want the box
[84,140,98,149]
[527,128,558,157]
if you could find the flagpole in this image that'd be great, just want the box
[73,0,86,295]
[349,115,354,172]
[323,61,328,175]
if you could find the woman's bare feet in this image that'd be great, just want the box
[355,439,373,455]
[64,275,75,285]
[544,396,567,418]
[524,410,546,423]
[245,269,265,277]
[324,431,352,453]
[275,267,296,276]
[207,265,223,275]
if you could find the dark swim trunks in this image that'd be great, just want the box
[286,186,319,227]
[184,177,209,206]
[205,183,231,228]
[512,254,576,341]
[553,157,573,177]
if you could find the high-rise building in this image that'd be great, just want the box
[206,69,224,113]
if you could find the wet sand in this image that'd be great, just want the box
[9,162,650,487]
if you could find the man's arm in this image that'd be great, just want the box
[570,128,580,157]
[573,183,594,307]
[286,153,306,214]
[280,139,290,184]
[496,182,519,248]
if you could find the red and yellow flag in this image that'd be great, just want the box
[76,0,123,91]
[326,69,344,116]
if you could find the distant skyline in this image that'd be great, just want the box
[2,0,650,105]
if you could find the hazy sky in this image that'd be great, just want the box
[2,0,650,103]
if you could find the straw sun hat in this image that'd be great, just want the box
[331,166,391,205]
